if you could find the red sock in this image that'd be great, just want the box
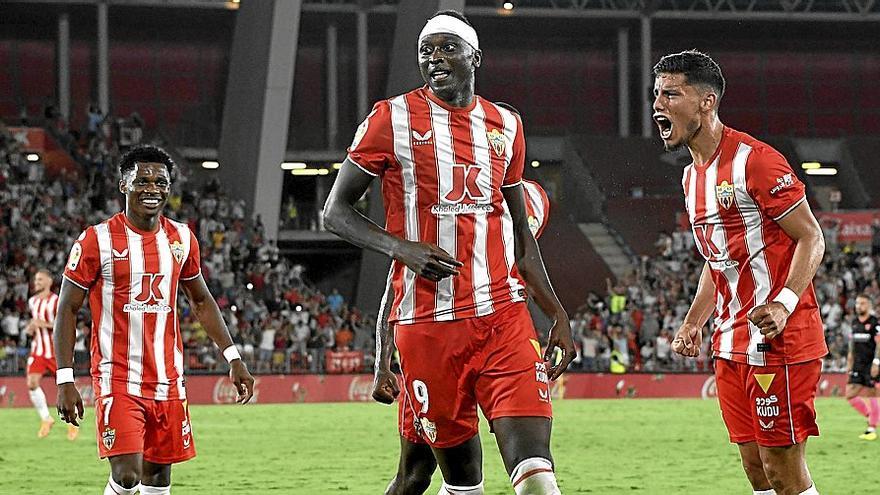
[849,397,870,417]
[869,398,880,428]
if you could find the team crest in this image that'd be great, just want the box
[170,241,185,265]
[715,180,734,209]
[486,128,506,157]
[419,417,437,443]
[67,243,82,271]
[102,427,116,450]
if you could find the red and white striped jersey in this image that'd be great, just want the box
[63,212,201,400]
[348,86,528,324]
[523,179,550,239]
[27,292,59,360]
[682,126,827,366]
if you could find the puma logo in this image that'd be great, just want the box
[412,130,432,144]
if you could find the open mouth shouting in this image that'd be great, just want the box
[654,113,673,140]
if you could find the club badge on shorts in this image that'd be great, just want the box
[102,427,116,450]
[419,417,437,443]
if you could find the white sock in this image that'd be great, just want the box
[28,387,51,421]
[510,457,560,495]
[140,484,171,494]
[104,475,138,495]
[438,481,483,494]
[799,485,819,495]
[753,490,776,495]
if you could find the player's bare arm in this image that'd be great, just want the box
[372,275,400,405]
[323,160,462,283]
[674,262,714,358]
[747,202,825,340]
[872,338,880,378]
[180,275,255,404]
[503,184,575,380]
[53,278,87,426]
[847,340,855,374]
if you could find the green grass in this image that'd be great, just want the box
[0,398,876,494]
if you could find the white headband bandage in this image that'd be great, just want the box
[418,14,479,52]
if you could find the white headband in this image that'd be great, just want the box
[418,14,479,52]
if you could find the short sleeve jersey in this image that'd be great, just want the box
[63,213,201,400]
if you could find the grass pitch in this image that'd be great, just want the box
[0,397,876,494]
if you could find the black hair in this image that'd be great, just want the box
[118,144,175,177]
[653,49,725,100]
[856,293,873,302]
[430,9,472,27]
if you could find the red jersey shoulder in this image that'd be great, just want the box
[729,127,806,220]
[347,98,397,176]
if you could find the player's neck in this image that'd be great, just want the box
[858,313,870,322]
[125,209,160,233]
[34,289,51,299]
[428,83,475,109]
[687,116,724,166]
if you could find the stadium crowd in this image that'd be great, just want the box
[0,119,377,376]
[0,118,877,376]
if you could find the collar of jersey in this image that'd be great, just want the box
[119,212,161,236]
[421,86,478,113]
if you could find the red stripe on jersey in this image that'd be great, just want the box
[450,110,479,316]
[109,218,132,397]
[482,101,519,306]
[165,224,184,396]
[407,92,440,319]
[139,234,161,397]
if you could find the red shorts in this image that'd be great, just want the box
[95,394,196,464]
[26,355,57,376]
[395,302,552,448]
[715,358,821,447]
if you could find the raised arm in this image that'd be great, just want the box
[180,275,254,403]
[54,279,88,426]
[503,184,575,380]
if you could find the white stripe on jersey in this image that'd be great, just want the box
[498,106,526,304]
[170,220,190,398]
[685,165,697,225]
[154,227,173,400]
[732,142,771,366]
[126,227,145,396]
[34,299,44,356]
[469,102,494,316]
[95,223,114,395]
[523,181,545,223]
[390,95,418,322]
[428,98,456,321]
[705,157,737,361]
